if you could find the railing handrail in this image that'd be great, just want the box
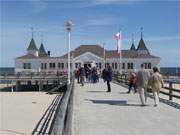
[0,73,67,80]
[112,72,180,100]
[162,87,180,93]
[49,77,74,135]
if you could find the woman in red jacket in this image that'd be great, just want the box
[127,70,137,93]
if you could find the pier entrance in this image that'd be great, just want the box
[84,61,95,68]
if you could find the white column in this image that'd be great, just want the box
[66,21,72,85]
[67,30,71,84]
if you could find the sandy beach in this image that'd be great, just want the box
[0,92,57,135]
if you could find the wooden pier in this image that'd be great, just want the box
[0,73,67,91]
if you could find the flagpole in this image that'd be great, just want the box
[103,43,106,69]
[115,29,122,74]
[119,29,122,75]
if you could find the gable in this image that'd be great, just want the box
[74,52,103,63]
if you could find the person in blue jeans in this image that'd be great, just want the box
[105,64,112,92]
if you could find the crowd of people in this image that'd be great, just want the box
[74,63,164,107]
[74,66,101,86]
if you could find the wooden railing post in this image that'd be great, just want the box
[120,75,123,83]
[5,73,7,79]
[116,73,118,82]
[31,72,33,79]
[169,82,173,100]
[125,75,127,84]
[118,72,120,82]
[125,74,128,85]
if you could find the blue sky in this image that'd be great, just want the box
[0,0,179,67]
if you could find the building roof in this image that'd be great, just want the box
[27,38,38,51]
[61,45,159,59]
[136,54,159,58]
[16,54,38,59]
[106,50,138,58]
[61,45,105,58]
[136,38,149,51]
[39,43,48,57]
[17,44,159,59]
[130,43,136,50]
[16,54,50,59]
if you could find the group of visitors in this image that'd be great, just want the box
[75,63,164,107]
[126,64,164,107]
[75,66,100,86]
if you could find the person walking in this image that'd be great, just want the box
[127,69,137,93]
[105,64,112,92]
[136,64,150,106]
[102,68,107,82]
[148,67,164,107]
[79,66,85,86]
[97,68,100,82]
[76,68,80,83]
[87,66,92,83]
[92,67,98,83]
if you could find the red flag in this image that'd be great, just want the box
[115,32,121,55]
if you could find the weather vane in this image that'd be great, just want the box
[141,26,143,38]
[41,33,43,44]
[31,27,34,38]
[132,33,134,44]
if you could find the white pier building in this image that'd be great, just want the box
[15,31,160,74]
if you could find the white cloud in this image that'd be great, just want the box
[146,36,180,42]
[27,0,48,13]
[120,36,180,43]
[86,18,120,26]
[82,15,126,28]
[92,0,124,4]
[49,0,139,8]
[90,0,139,5]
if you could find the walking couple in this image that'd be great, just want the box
[136,64,164,107]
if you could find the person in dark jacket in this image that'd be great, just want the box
[102,68,107,82]
[79,66,85,86]
[92,67,97,83]
[105,64,112,92]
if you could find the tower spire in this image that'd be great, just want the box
[130,33,136,50]
[132,33,134,44]
[41,33,43,44]
[31,27,34,38]
[140,26,143,39]
[119,27,122,32]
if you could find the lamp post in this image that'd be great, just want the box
[66,21,72,85]
[103,43,106,69]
